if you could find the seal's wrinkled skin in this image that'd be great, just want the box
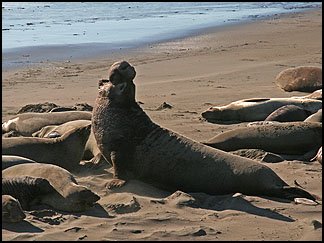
[92,61,316,201]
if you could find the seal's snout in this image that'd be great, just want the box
[202,107,220,119]
[108,60,136,84]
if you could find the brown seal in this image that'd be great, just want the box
[2,163,100,212]
[2,111,92,136]
[275,66,322,92]
[2,124,91,171]
[91,62,316,201]
[203,122,322,155]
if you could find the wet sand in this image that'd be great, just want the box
[2,9,322,241]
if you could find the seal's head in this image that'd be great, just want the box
[98,80,135,108]
[2,195,26,223]
[108,60,136,85]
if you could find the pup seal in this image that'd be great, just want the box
[275,66,322,92]
[92,78,316,201]
[2,195,26,223]
[203,122,322,155]
[2,111,92,136]
[201,97,321,123]
[2,163,100,212]
[2,124,91,171]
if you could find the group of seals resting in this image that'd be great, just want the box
[201,97,321,122]
[2,162,100,215]
[2,124,91,171]
[91,61,316,201]
[2,111,92,137]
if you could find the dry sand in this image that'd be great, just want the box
[2,9,322,241]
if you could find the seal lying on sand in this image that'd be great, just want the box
[2,124,91,171]
[275,66,322,92]
[201,97,321,123]
[2,155,36,170]
[2,195,26,223]
[2,111,92,136]
[92,78,316,201]
[2,163,100,212]
[310,147,322,165]
[203,122,322,155]
[264,105,311,122]
[32,120,107,166]
[292,89,322,100]
[304,109,322,123]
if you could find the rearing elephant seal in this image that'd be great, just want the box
[92,73,315,201]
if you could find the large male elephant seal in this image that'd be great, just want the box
[201,97,321,122]
[2,124,91,171]
[2,163,100,212]
[203,122,322,155]
[275,66,322,92]
[2,111,92,136]
[264,105,311,122]
[91,71,316,201]
[2,195,26,223]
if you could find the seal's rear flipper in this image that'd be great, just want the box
[277,186,317,201]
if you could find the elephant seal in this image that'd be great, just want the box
[2,163,100,212]
[91,78,316,201]
[2,111,92,136]
[201,97,321,122]
[203,122,322,155]
[292,89,322,100]
[264,105,312,122]
[304,109,322,123]
[310,147,322,165]
[2,195,26,223]
[275,66,322,92]
[32,120,108,166]
[2,155,36,170]
[2,124,91,171]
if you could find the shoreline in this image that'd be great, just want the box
[2,7,321,71]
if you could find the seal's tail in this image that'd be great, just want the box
[272,186,317,201]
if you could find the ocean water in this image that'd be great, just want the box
[2,2,322,68]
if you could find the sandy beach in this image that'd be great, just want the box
[2,8,322,241]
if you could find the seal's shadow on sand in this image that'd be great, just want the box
[191,193,295,222]
[2,220,44,233]
[107,179,295,222]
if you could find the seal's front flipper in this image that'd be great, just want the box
[106,178,126,190]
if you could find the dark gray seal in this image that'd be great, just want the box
[2,163,100,212]
[2,124,91,171]
[2,111,92,136]
[275,66,322,92]
[91,76,316,201]
[264,105,311,122]
[203,122,322,155]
